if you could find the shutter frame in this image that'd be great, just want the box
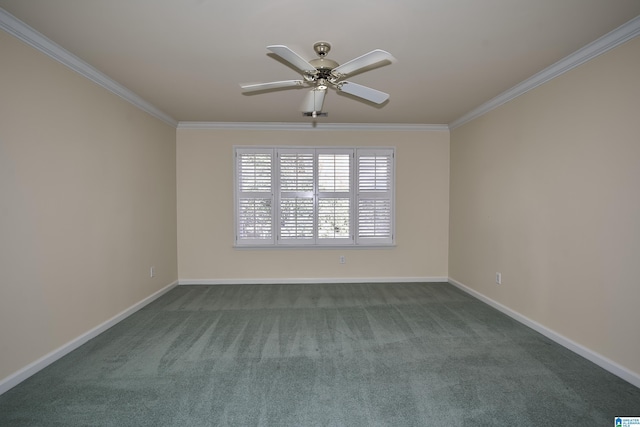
[316,149,354,245]
[234,148,275,245]
[277,149,316,244]
[234,146,394,247]
[356,148,395,245]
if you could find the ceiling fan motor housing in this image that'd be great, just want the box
[310,42,339,79]
[309,58,339,78]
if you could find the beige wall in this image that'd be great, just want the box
[0,31,178,381]
[449,37,640,376]
[177,128,449,281]
[4,9,637,392]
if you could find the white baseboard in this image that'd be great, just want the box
[448,277,640,389]
[10,277,634,395]
[0,280,178,396]
[179,276,449,285]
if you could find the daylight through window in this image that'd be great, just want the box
[235,147,395,246]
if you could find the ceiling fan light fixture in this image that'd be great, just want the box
[301,86,327,114]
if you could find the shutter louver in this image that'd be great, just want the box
[318,199,350,238]
[358,155,391,192]
[358,199,392,237]
[318,154,350,192]
[280,153,314,192]
[235,150,274,244]
[238,198,272,239]
[357,150,394,244]
[280,198,314,239]
[317,152,352,243]
[278,151,315,242]
[239,153,272,193]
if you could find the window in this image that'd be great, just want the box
[235,147,395,247]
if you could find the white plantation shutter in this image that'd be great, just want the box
[356,149,394,245]
[278,150,315,244]
[235,149,274,245]
[318,199,350,238]
[317,151,353,243]
[234,146,394,247]
[279,151,314,192]
[318,153,350,192]
[280,198,314,239]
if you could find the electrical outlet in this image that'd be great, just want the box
[496,272,502,285]
[339,256,346,264]
[150,266,155,278]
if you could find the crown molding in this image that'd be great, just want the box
[449,15,640,130]
[0,8,178,128]
[5,4,637,133]
[178,121,449,131]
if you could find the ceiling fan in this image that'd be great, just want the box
[240,42,396,117]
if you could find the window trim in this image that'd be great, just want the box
[234,146,395,248]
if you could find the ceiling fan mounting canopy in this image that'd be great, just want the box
[240,41,396,116]
[313,41,331,57]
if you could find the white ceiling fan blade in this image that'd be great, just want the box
[267,45,318,75]
[338,82,390,104]
[240,80,304,92]
[331,49,396,78]
[300,88,326,112]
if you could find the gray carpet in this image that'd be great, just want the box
[0,283,638,426]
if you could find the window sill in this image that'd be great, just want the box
[234,244,396,250]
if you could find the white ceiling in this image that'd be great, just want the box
[1,1,639,125]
